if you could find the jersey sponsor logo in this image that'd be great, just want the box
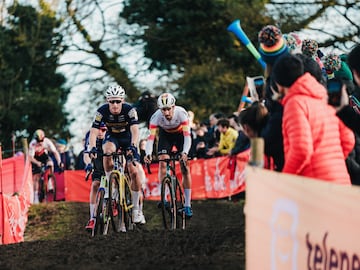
[95,112,103,122]
[106,121,128,133]
[111,128,125,133]
[128,108,138,121]
[117,115,125,122]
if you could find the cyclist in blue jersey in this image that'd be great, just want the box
[83,122,107,230]
[88,85,145,225]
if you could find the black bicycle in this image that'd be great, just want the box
[157,152,187,230]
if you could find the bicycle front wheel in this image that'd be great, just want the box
[161,176,176,230]
[175,179,186,230]
[109,172,121,233]
[92,189,105,237]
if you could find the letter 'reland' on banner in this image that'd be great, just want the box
[245,166,360,269]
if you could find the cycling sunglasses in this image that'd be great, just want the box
[161,107,172,112]
[109,100,122,104]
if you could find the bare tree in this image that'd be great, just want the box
[57,0,142,101]
[267,0,360,51]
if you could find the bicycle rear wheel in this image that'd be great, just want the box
[92,189,105,237]
[109,172,121,233]
[121,174,133,231]
[160,176,176,230]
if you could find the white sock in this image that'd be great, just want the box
[90,203,95,219]
[184,189,191,207]
[132,191,140,211]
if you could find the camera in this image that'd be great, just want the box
[327,78,342,107]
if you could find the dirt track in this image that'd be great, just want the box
[0,199,245,270]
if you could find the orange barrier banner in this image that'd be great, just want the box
[245,166,360,269]
[64,152,249,202]
[0,157,32,244]
[54,172,65,201]
[64,170,91,203]
[0,155,25,194]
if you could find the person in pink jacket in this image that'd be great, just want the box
[272,54,355,184]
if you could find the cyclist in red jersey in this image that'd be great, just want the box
[144,93,193,218]
[28,129,63,204]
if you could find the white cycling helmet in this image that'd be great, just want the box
[157,93,176,109]
[105,85,126,99]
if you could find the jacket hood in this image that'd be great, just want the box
[281,73,328,105]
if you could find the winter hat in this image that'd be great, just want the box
[57,139,67,146]
[301,39,318,58]
[283,32,302,54]
[258,25,289,65]
[272,54,304,87]
[323,53,342,80]
[302,38,325,71]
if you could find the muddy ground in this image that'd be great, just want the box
[0,197,245,270]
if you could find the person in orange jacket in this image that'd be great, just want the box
[272,54,355,184]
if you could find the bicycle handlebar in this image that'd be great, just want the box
[103,151,137,167]
[85,168,93,181]
[147,153,190,174]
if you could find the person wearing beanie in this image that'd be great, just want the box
[323,53,356,96]
[258,25,289,66]
[55,138,75,171]
[323,53,342,80]
[257,25,289,172]
[327,46,360,185]
[272,54,354,184]
[336,44,360,138]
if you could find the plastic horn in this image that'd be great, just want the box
[227,19,266,69]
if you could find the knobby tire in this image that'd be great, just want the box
[161,176,176,230]
[92,189,105,237]
[122,173,133,231]
[109,172,121,233]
